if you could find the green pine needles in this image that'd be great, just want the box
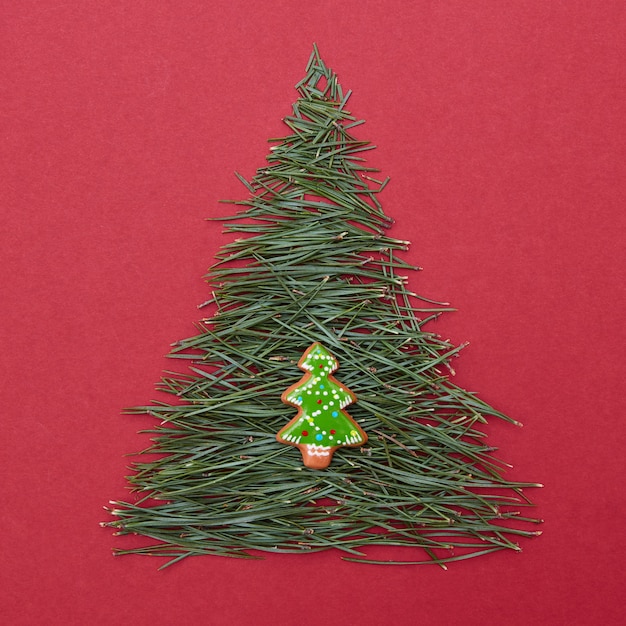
[105,45,541,568]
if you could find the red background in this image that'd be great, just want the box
[2,2,624,624]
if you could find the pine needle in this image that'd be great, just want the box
[105,44,541,567]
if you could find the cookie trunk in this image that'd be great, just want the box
[299,444,334,469]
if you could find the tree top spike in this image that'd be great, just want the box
[297,44,341,100]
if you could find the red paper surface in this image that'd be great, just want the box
[2,2,624,624]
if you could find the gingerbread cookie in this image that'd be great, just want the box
[277,342,367,468]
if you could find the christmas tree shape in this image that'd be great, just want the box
[277,342,367,468]
[105,45,541,567]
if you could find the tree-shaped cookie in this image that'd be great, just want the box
[277,343,367,468]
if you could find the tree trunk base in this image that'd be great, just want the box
[300,444,334,469]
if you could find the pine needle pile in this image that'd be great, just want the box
[105,46,541,567]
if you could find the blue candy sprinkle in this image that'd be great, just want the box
[315,434,323,441]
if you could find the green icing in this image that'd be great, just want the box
[278,343,365,449]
